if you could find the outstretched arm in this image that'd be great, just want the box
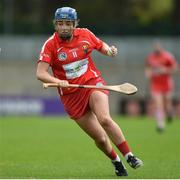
[99,42,118,57]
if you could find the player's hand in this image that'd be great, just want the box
[107,46,118,57]
[58,80,69,87]
[145,69,153,78]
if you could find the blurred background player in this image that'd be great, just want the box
[36,7,143,176]
[145,42,178,132]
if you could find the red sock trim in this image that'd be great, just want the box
[116,141,130,156]
[108,149,117,160]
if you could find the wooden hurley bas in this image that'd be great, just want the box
[43,82,138,95]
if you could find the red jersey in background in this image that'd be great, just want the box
[146,50,177,92]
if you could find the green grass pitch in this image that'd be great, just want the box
[0,116,180,179]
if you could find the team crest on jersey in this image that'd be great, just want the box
[58,52,67,61]
[82,44,89,54]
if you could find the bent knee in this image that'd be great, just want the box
[99,116,113,128]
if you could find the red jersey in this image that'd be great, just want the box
[38,28,103,95]
[146,50,177,92]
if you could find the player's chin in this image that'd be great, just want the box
[59,33,72,40]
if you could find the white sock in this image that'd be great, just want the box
[124,152,133,161]
[156,109,165,129]
[112,155,121,162]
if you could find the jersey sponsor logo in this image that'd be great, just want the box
[62,58,88,79]
[58,52,67,61]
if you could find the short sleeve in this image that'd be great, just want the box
[86,29,103,50]
[38,40,53,65]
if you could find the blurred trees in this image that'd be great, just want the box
[0,0,179,35]
[132,0,173,24]
[172,0,180,34]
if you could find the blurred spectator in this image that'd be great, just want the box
[174,101,180,117]
[125,99,141,117]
